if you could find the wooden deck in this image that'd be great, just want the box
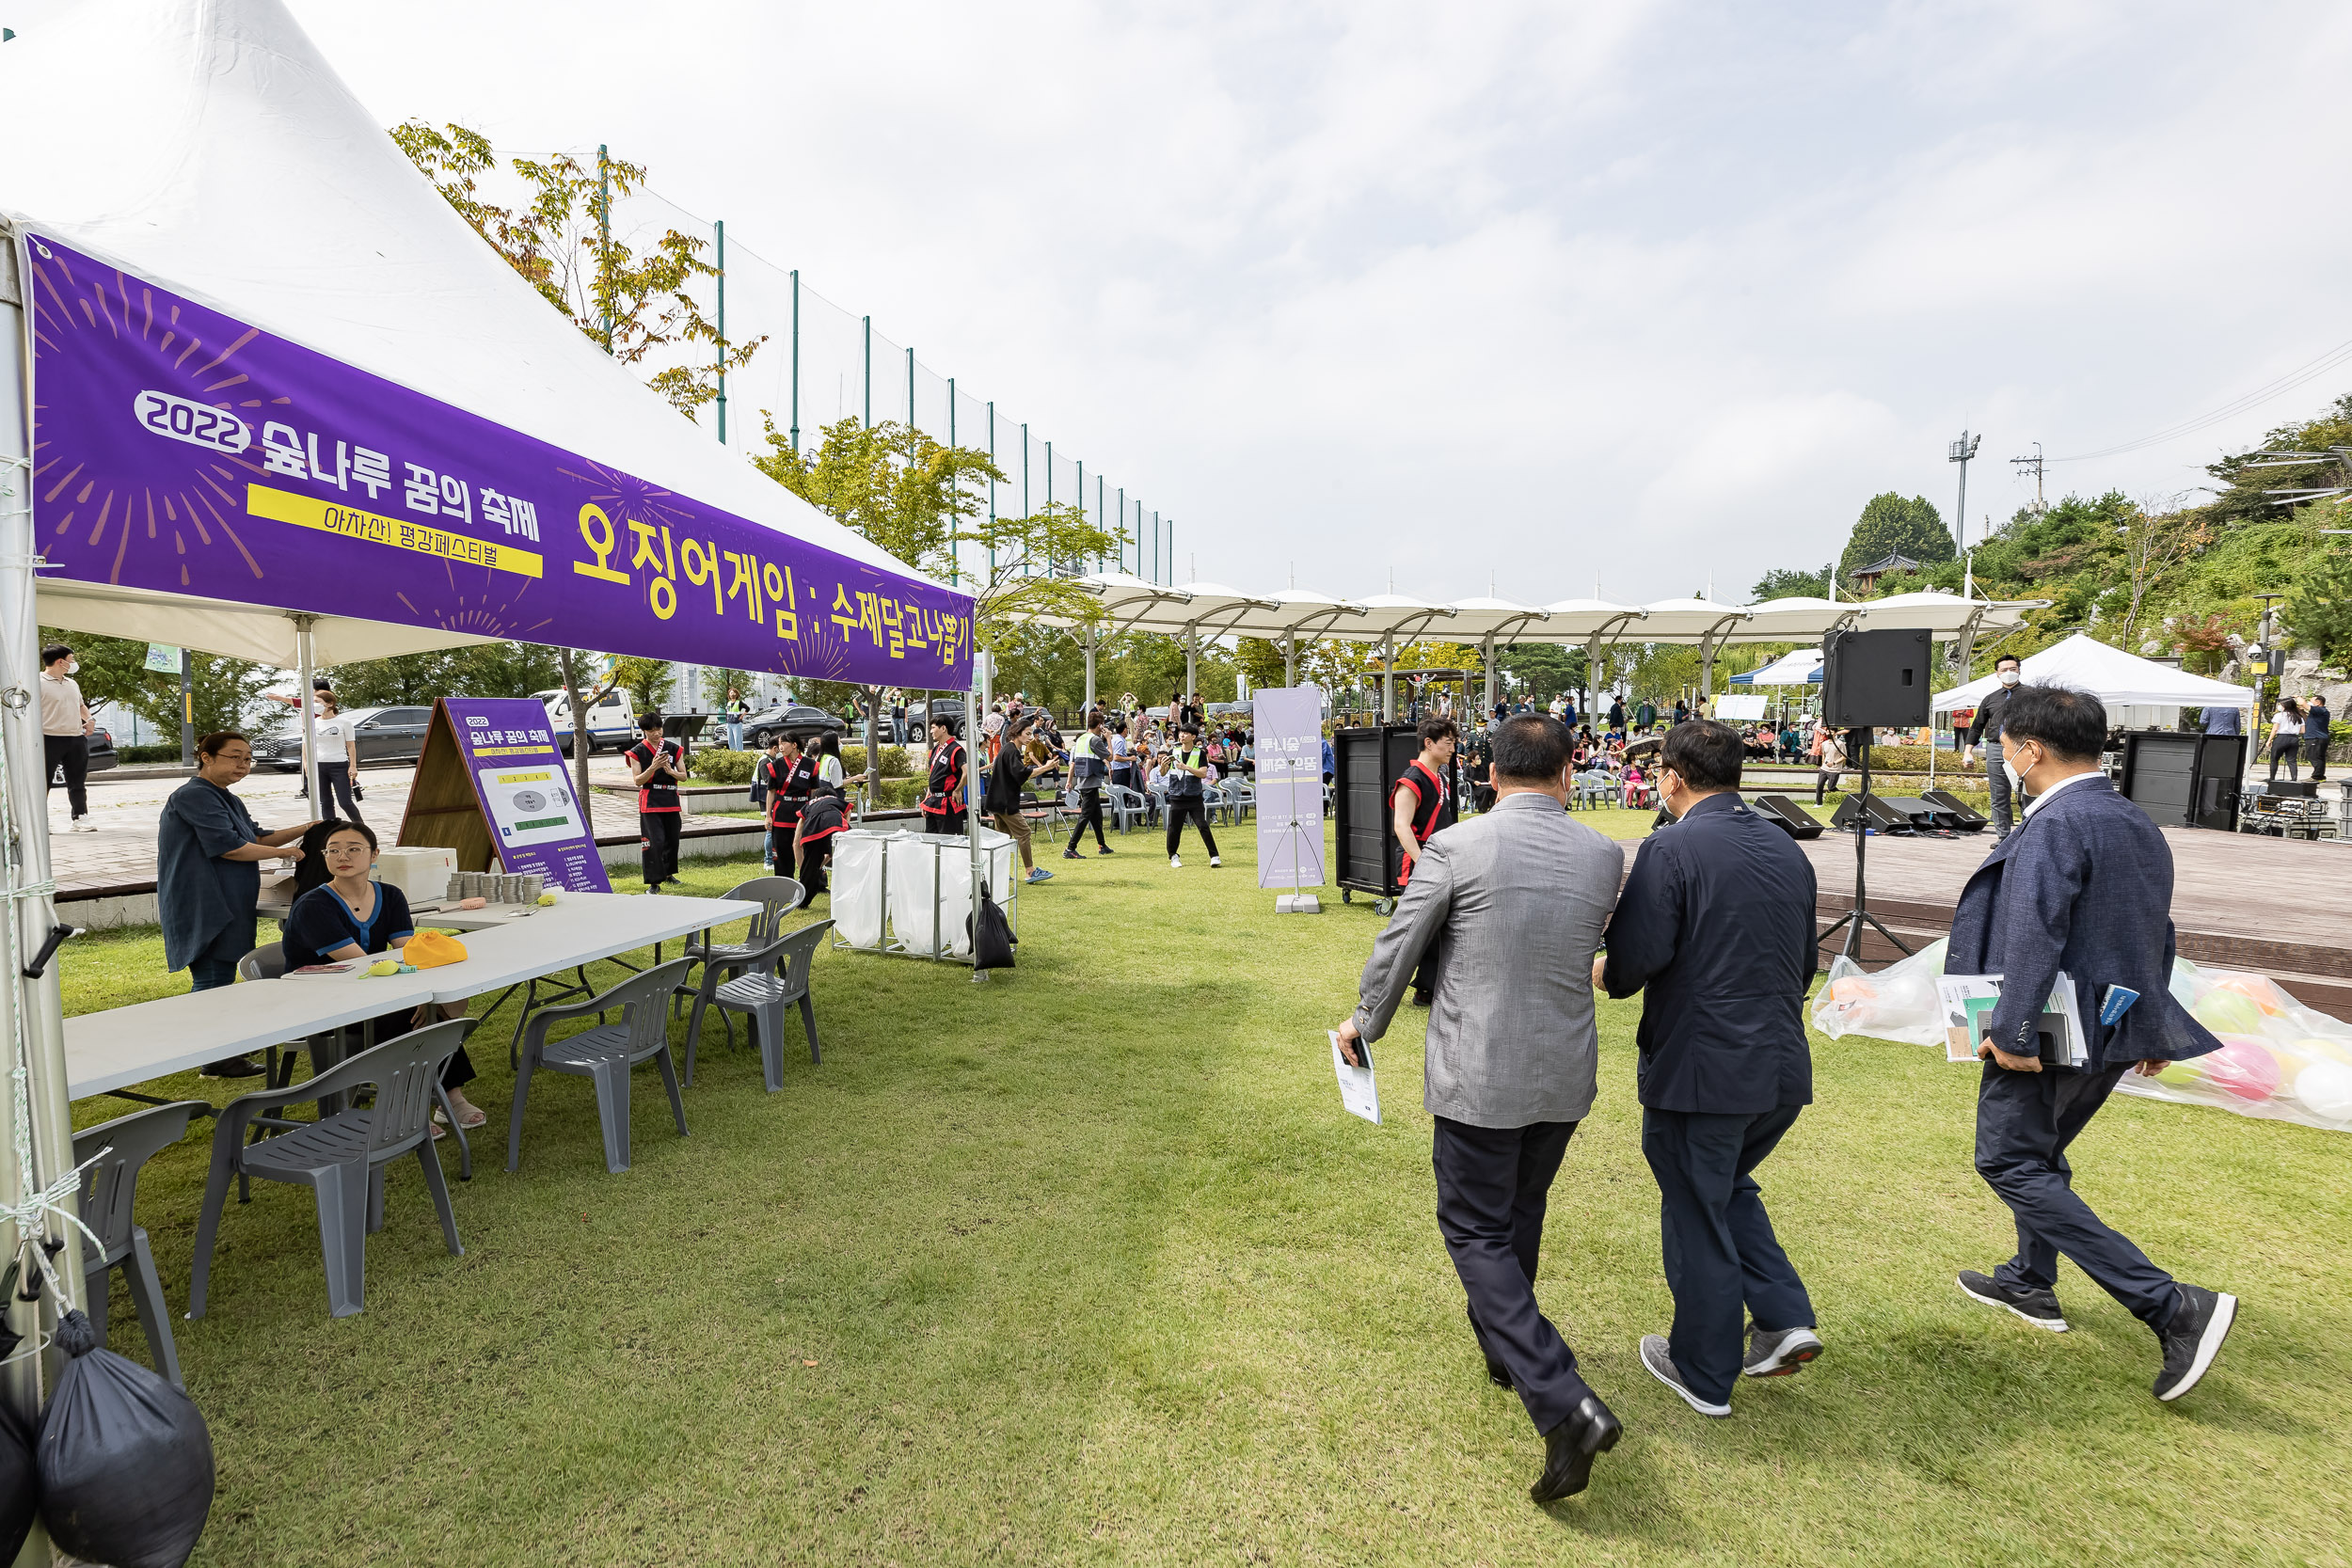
[1800,823,2352,1016]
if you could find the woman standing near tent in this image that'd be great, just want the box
[2267,699,2305,782]
[156,730,316,1078]
[313,690,363,825]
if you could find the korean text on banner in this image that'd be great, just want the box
[447,698,612,893]
[1253,686,1327,891]
[22,235,971,689]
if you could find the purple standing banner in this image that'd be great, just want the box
[440,698,612,893]
[20,234,972,688]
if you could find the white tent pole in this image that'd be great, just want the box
[295,614,318,816]
[1,223,87,1439]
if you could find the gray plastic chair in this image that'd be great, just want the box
[682,921,834,1091]
[508,958,693,1175]
[189,1018,476,1320]
[675,876,803,1016]
[1104,784,1146,832]
[74,1099,203,1386]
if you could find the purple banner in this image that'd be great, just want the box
[439,697,612,893]
[21,235,971,688]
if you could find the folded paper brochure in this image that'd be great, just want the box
[1935,973,2088,1067]
[1329,1031,1380,1125]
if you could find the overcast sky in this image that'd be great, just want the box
[54,0,2352,604]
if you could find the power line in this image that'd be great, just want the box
[2049,334,2352,463]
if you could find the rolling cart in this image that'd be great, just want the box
[1331,724,1459,915]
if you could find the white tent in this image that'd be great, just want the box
[1730,648,1824,686]
[1933,633,2254,725]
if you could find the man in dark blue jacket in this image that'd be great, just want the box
[1947,681,2236,1402]
[1600,721,1821,1417]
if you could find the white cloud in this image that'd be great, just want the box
[232,0,2352,598]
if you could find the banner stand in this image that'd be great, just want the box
[1253,686,1327,914]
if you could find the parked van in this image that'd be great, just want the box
[533,688,639,754]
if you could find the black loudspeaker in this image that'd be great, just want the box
[2264,778,2318,800]
[1752,794,1825,840]
[1830,792,1915,832]
[1820,627,1931,728]
[1919,788,1989,832]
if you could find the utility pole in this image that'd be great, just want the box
[2010,441,2045,515]
[1948,430,1983,554]
[2252,591,2286,719]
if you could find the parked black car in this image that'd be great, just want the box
[254,705,434,770]
[49,727,118,785]
[740,704,849,751]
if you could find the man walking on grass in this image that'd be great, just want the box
[1947,682,2237,1402]
[1599,720,1823,1419]
[1337,714,1626,1503]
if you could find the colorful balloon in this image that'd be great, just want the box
[2191,989,2266,1037]
[2204,1037,2281,1101]
[2292,1060,2352,1120]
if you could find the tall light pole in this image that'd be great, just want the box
[1948,430,1982,554]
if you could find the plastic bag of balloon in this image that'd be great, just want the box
[2121,961,2352,1132]
[1811,945,2352,1133]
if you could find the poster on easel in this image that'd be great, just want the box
[397,698,612,893]
[1253,686,1328,893]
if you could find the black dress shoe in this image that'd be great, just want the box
[1531,1393,1621,1502]
[1412,988,1434,1008]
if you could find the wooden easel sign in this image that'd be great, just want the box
[398,698,613,892]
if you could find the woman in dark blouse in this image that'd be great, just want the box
[286,821,484,1131]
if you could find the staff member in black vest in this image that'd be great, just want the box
[1600,721,1823,1418]
[922,716,967,835]
[1391,717,1457,1006]
[1964,654,2025,841]
[625,715,686,892]
[2304,693,2332,783]
[1062,714,1115,859]
[1163,721,1220,869]
[792,784,851,900]
[765,736,818,870]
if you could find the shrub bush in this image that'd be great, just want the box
[840,745,910,778]
[869,777,924,810]
[690,748,757,784]
[1866,745,1936,771]
[116,744,183,765]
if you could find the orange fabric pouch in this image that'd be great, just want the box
[403,930,469,969]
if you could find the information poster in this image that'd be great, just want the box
[446,698,612,893]
[1252,686,1328,890]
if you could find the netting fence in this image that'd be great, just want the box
[606,182,1178,590]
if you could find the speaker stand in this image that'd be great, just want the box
[1815,727,1915,966]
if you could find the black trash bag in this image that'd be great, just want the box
[0,1386,39,1567]
[39,1308,214,1568]
[967,884,1017,971]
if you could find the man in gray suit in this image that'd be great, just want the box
[1337,714,1626,1502]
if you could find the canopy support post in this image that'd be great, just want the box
[968,637,986,985]
[1382,636,1395,722]
[1284,632,1297,689]
[1699,630,1717,711]
[1,223,88,1469]
[1185,632,1199,709]
[294,613,318,817]
[1083,625,1097,716]
[1482,635,1496,722]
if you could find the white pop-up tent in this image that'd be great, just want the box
[1933,633,2256,729]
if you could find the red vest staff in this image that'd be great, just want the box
[1389,717,1460,886]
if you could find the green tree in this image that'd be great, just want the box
[392,121,762,419]
[1750,565,1831,601]
[2288,546,2352,670]
[702,667,756,715]
[610,657,675,718]
[1840,493,1954,581]
[40,627,278,738]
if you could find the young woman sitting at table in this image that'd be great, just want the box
[283,821,485,1132]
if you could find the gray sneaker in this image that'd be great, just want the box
[1639,1333,1730,1417]
[1742,1323,1823,1378]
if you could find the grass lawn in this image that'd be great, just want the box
[60,805,2351,1566]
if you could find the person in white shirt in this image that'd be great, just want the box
[39,642,96,832]
[312,691,364,824]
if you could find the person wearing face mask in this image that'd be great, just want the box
[1964,655,2027,841]
[38,643,97,833]
[1596,720,1823,1419]
[1944,682,2236,1403]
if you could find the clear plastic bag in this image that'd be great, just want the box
[1810,938,1947,1047]
[2115,960,2352,1133]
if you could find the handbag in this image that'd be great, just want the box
[966,886,1017,971]
[350,779,365,802]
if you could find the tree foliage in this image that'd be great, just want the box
[2288,546,2352,670]
[40,629,278,738]
[1839,493,1954,580]
[391,120,762,419]
[1750,565,1831,601]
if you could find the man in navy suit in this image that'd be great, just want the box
[1947,682,2237,1402]
[1600,721,1822,1418]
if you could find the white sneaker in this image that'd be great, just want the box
[1169,855,1183,869]
[72,820,98,833]
[1209,855,1221,867]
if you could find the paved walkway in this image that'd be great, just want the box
[44,757,755,895]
